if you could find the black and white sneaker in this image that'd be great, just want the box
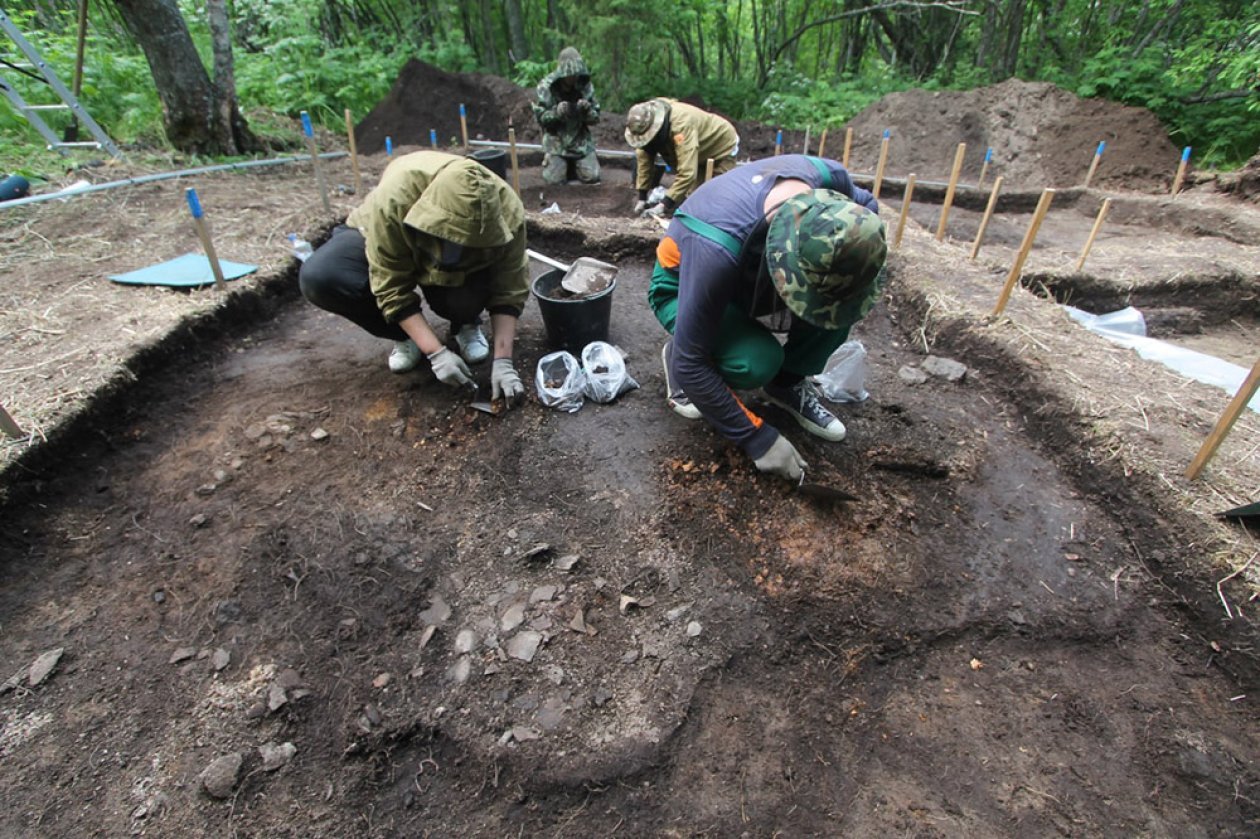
[762,379,846,441]
[661,340,702,420]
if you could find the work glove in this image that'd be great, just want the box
[491,358,525,407]
[753,434,807,483]
[633,199,649,215]
[426,347,474,388]
[554,101,571,118]
[642,195,675,219]
[576,99,591,114]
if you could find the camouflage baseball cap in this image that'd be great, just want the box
[624,99,668,148]
[764,190,887,329]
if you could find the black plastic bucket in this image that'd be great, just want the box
[467,148,508,181]
[532,268,615,353]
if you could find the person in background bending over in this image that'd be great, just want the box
[650,154,887,482]
[298,151,527,407]
[532,47,601,186]
[624,98,739,219]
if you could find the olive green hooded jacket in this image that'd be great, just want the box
[532,47,600,158]
[346,151,529,324]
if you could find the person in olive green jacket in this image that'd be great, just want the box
[299,151,527,406]
[624,98,739,218]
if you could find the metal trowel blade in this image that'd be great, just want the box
[797,475,859,503]
[469,383,503,416]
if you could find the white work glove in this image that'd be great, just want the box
[554,101,571,118]
[426,347,473,388]
[491,358,525,407]
[753,434,807,483]
[642,202,668,219]
[633,199,648,215]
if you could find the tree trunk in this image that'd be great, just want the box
[504,0,529,63]
[112,0,260,154]
[206,0,258,154]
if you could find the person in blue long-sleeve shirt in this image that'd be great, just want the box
[648,154,887,483]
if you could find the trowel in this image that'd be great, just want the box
[526,249,617,296]
[467,382,503,416]
[797,472,859,503]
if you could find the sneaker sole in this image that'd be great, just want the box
[762,392,846,442]
[662,340,703,421]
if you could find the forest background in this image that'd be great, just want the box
[0,0,1256,176]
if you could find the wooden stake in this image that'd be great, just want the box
[1075,198,1112,272]
[842,127,853,168]
[894,173,917,249]
[705,157,714,183]
[977,147,992,189]
[185,188,227,292]
[817,127,828,158]
[992,188,1055,315]
[774,129,783,156]
[872,130,890,199]
[935,142,967,241]
[1171,146,1191,196]
[1083,141,1105,188]
[0,402,23,439]
[1186,358,1260,480]
[802,125,811,155]
[300,111,331,213]
[508,127,521,197]
[344,108,362,196]
[459,103,469,150]
[969,176,1004,260]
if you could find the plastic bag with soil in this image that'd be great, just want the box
[581,342,640,403]
[814,340,869,403]
[535,351,586,412]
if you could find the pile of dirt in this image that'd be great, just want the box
[845,79,1180,192]
[1214,151,1260,203]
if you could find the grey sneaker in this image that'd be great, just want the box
[454,323,490,364]
[661,340,702,420]
[762,379,846,441]
[388,339,422,373]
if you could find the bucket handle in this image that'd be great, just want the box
[526,249,571,273]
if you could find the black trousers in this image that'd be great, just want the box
[299,226,488,341]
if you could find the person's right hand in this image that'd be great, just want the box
[576,99,591,114]
[753,434,807,482]
[426,347,474,388]
[633,199,648,214]
[555,101,571,118]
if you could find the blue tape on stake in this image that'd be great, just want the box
[185,187,203,219]
[385,136,393,156]
[300,111,313,138]
[1096,141,1105,156]
[776,130,782,144]
[460,104,466,117]
[430,129,437,147]
[984,147,993,163]
[1182,147,1192,161]
[883,129,890,139]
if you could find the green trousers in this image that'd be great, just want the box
[648,261,853,390]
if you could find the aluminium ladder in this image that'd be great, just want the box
[0,8,120,157]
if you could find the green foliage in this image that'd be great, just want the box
[756,64,907,130]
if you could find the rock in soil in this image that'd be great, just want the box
[28,648,64,687]
[259,742,296,772]
[199,753,243,799]
[921,355,968,381]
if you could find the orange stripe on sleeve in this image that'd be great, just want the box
[656,235,680,270]
[731,390,763,429]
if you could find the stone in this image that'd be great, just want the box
[28,648,64,686]
[245,702,267,720]
[169,647,197,665]
[447,656,472,685]
[418,595,452,626]
[212,648,231,671]
[454,629,478,654]
[922,355,967,382]
[268,683,288,712]
[666,603,693,622]
[310,427,330,441]
[500,602,526,633]
[530,585,558,604]
[189,514,208,528]
[521,544,553,565]
[591,687,613,707]
[199,753,243,799]
[507,631,543,662]
[898,365,928,385]
[418,624,437,651]
[373,672,392,689]
[277,669,303,690]
[686,621,703,637]
[196,483,217,496]
[552,554,580,572]
[509,726,541,742]
[259,741,296,771]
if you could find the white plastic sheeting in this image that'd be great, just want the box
[1065,305,1259,414]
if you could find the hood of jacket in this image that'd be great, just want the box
[401,157,521,249]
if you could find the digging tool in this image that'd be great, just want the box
[467,381,504,416]
[797,472,859,503]
[526,250,618,296]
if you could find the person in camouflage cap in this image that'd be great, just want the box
[532,47,601,185]
[648,155,886,483]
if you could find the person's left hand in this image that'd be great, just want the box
[491,358,525,407]
[642,201,670,219]
[576,99,591,114]
[554,101,572,118]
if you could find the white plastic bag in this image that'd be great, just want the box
[535,351,586,412]
[581,342,640,403]
[814,340,869,403]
